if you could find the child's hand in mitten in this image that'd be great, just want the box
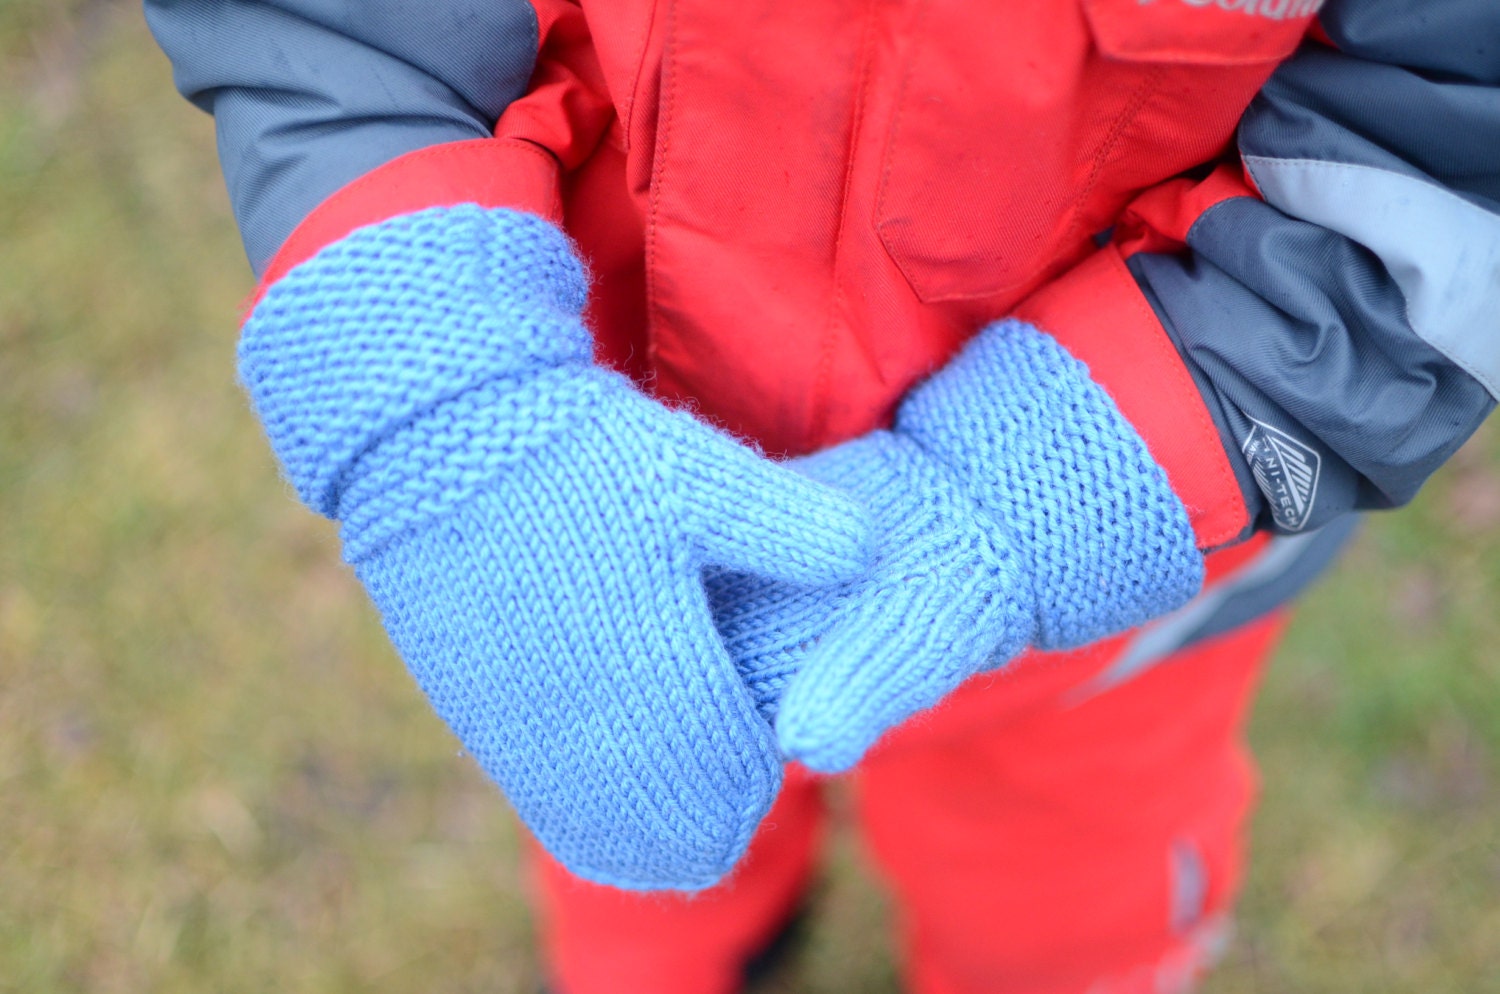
[709,320,1204,773]
[241,206,872,890]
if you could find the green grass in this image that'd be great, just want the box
[3,5,1499,992]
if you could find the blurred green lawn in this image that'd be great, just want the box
[4,4,1499,992]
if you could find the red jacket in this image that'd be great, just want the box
[150,0,1499,590]
[264,1,1325,539]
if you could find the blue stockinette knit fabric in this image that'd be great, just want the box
[711,320,1205,773]
[239,205,873,890]
[706,435,1029,723]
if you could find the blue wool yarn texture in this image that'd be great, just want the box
[238,205,874,890]
[709,320,1206,773]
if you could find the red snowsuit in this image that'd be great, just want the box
[157,0,1496,988]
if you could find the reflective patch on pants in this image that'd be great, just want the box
[1084,913,1233,994]
[1170,837,1208,935]
[1080,839,1230,994]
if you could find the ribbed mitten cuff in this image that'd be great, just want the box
[899,320,1204,649]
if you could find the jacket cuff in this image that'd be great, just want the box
[247,137,563,312]
[1013,246,1250,550]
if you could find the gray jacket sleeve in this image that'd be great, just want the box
[143,0,539,275]
[1130,0,1499,536]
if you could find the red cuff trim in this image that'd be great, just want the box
[1014,246,1250,550]
[1115,162,1258,258]
[247,138,563,314]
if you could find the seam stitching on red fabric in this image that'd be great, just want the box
[622,0,666,144]
[808,0,883,450]
[870,0,940,304]
[1058,65,1167,268]
[642,0,679,380]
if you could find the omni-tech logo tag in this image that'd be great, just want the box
[1242,419,1322,532]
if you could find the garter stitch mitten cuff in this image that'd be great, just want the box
[897,319,1205,651]
[713,319,1205,772]
[240,205,874,889]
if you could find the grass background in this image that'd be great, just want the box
[3,4,1499,991]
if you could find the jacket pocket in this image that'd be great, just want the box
[874,0,1317,303]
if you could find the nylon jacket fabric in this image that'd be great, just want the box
[143,0,541,269]
[1132,4,1500,534]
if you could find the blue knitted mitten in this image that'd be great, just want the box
[240,206,872,889]
[709,320,1204,772]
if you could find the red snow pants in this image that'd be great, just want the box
[532,611,1284,994]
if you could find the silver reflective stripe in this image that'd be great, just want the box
[1244,154,1500,400]
[1082,910,1233,994]
[1067,531,1319,703]
[1169,839,1209,935]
